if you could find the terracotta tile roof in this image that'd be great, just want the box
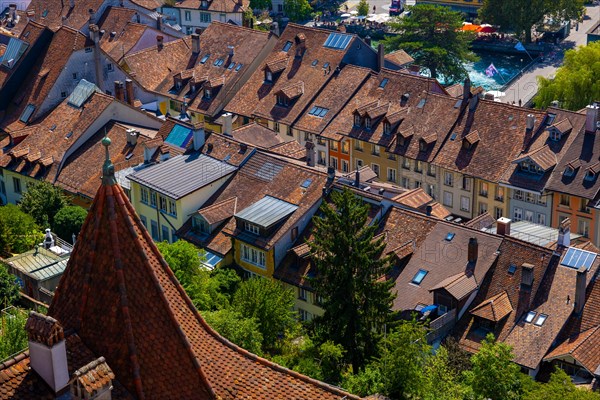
[384,49,414,67]
[198,196,237,224]
[0,22,47,90]
[430,272,478,301]
[56,121,158,199]
[323,70,453,162]
[469,291,512,322]
[0,91,114,183]
[129,0,167,10]
[0,26,90,134]
[390,188,450,218]
[265,53,289,73]
[226,24,364,125]
[71,357,115,398]
[444,83,463,98]
[268,140,306,160]
[26,0,106,31]
[124,22,273,118]
[202,132,255,166]
[294,65,371,135]
[24,311,64,346]
[278,81,305,100]
[434,99,548,183]
[174,0,249,13]
[545,325,600,374]
[391,221,502,311]
[47,146,356,399]
[229,123,287,149]
[501,108,586,193]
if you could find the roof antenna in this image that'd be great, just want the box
[101,131,116,185]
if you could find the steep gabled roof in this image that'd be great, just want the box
[470,291,512,322]
[48,140,359,399]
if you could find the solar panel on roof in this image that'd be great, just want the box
[561,247,597,271]
[19,104,35,123]
[323,33,352,50]
[67,79,98,108]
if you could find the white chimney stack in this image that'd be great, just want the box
[496,217,511,236]
[192,127,205,151]
[526,114,535,130]
[558,218,571,248]
[126,128,138,146]
[25,312,69,394]
[222,112,233,136]
[585,104,599,133]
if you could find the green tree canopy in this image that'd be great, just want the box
[384,4,477,81]
[479,0,584,43]
[18,181,68,228]
[464,333,532,400]
[187,267,241,311]
[249,0,270,11]
[357,0,369,16]
[156,240,202,287]
[309,188,395,373]
[53,206,87,242]
[0,263,20,306]
[524,367,600,400]
[202,309,264,355]
[535,42,600,111]
[0,204,41,255]
[232,277,297,349]
[284,0,313,22]
[0,308,28,359]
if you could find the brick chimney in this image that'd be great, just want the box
[191,33,200,54]
[468,237,478,264]
[462,77,471,100]
[585,104,599,133]
[124,79,134,106]
[377,43,385,72]
[574,266,587,315]
[520,263,534,290]
[496,217,511,236]
[71,357,115,400]
[25,312,69,393]
[113,81,125,102]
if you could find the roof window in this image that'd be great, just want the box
[564,166,574,177]
[411,269,428,285]
[228,62,235,70]
[301,179,312,188]
[311,59,318,67]
[585,170,596,181]
[235,63,243,72]
[308,106,329,118]
[508,264,517,274]
[19,104,35,123]
[323,62,330,69]
[65,131,73,139]
[282,41,293,52]
[323,32,352,50]
[379,78,389,89]
[213,58,224,67]
[450,132,458,141]
[445,232,455,241]
[525,311,536,323]
[417,98,426,109]
[534,314,548,326]
[200,54,210,64]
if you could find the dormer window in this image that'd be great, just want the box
[354,114,361,127]
[419,139,427,152]
[462,140,472,150]
[398,135,405,147]
[585,170,596,181]
[201,0,208,7]
[549,128,562,141]
[204,88,212,100]
[383,121,391,135]
[564,166,574,177]
[265,70,273,83]
[175,81,182,90]
[276,94,289,107]
[365,117,371,130]
[245,221,260,235]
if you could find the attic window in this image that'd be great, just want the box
[228,62,235,70]
[525,311,536,323]
[65,131,73,139]
[549,128,562,141]
[200,54,210,64]
[411,269,428,285]
[204,88,212,100]
[282,41,293,52]
[534,314,548,326]
[445,232,455,241]
[276,94,289,107]
[508,264,517,274]
[311,59,318,67]
[419,139,427,152]
[235,63,243,71]
[450,132,458,141]
[354,114,361,127]
[383,121,391,135]
[213,58,224,67]
[265,70,273,83]
[201,0,208,7]
[379,78,389,89]
[308,106,329,118]
[301,179,312,188]
[323,62,330,69]
[585,170,596,181]
[49,124,57,132]
[125,152,134,160]
[364,117,371,130]
[19,104,36,123]
[417,98,426,108]
[564,166,574,177]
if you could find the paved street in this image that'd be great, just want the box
[503,3,599,105]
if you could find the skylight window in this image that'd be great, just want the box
[228,62,236,70]
[308,106,329,118]
[323,32,352,50]
[213,58,224,67]
[534,314,548,326]
[450,132,458,141]
[417,98,426,108]
[311,59,318,67]
[282,41,293,52]
[379,78,389,89]
[42,9,48,17]
[525,311,536,323]
[323,62,330,69]
[561,247,597,271]
[200,54,210,64]
[445,232,455,241]
[412,269,428,285]
[508,264,517,274]
[301,179,312,188]
[65,131,73,139]
[235,63,243,72]
[19,104,35,123]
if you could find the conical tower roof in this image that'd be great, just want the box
[49,137,359,399]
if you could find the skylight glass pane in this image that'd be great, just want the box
[445,232,455,241]
[282,41,293,52]
[323,62,330,69]
[412,269,428,285]
[417,99,426,108]
[379,78,389,88]
[534,314,547,326]
[311,59,318,67]
[318,108,329,117]
[301,179,312,188]
[450,133,457,141]
[235,63,243,71]
[228,62,235,70]
[19,104,35,123]
[200,54,210,64]
[508,264,517,274]
[309,106,318,115]
[525,311,536,323]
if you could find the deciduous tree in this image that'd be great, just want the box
[156,240,202,287]
[0,204,41,255]
[0,264,19,306]
[384,4,477,81]
[536,42,600,110]
[202,309,264,355]
[53,206,87,242]
[18,181,68,228]
[309,188,395,373]
[284,0,313,22]
[357,0,369,17]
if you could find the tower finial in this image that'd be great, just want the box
[101,134,116,185]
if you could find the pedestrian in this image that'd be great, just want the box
[373,5,376,13]
[518,99,522,107]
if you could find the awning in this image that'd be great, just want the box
[420,304,438,313]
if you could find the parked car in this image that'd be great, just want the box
[389,0,404,16]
